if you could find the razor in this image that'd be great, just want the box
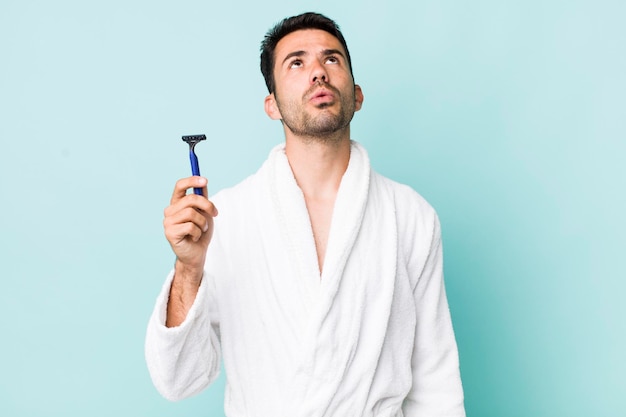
[182,134,206,195]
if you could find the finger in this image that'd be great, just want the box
[164,221,204,244]
[165,194,218,218]
[170,177,208,204]
[165,206,211,233]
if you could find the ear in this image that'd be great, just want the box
[354,84,364,111]
[264,93,282,120]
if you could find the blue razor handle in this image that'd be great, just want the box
[189,149,202,195]
[181,134,207,196]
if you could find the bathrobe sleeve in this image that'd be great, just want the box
[144,269,221,401]
[402,214,466,416]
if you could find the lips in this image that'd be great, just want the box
[309,88,335,105]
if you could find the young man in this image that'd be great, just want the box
[146,12,465,417]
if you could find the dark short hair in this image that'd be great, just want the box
[260,12,354,93]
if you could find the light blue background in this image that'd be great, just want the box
[1,0,624,416]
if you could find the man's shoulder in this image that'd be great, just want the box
[371,170,437,218]
[210,143,281,206]
[371,171,441,256]
[210,170,261,207]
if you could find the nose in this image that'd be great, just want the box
[311,61,328,84]
[312,73,327,83]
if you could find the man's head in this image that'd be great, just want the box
[260,12,354,94]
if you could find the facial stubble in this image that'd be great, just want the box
[275,82,357,143]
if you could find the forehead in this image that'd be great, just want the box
[274,29,345,62]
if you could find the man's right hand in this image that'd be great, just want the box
[163,176,218,326]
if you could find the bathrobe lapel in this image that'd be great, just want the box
[267,144,321,316]
[266,142,399,416]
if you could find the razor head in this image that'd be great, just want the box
[182,134,206,146]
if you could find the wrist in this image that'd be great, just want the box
[173,258,204,285]
[166,260,203,328]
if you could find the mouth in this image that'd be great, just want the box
[309,88,335,105]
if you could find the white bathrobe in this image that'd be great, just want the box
[145,141,465,417]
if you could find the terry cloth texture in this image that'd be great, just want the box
[145,141,465,417]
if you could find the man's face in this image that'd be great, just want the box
[267,29,363,139]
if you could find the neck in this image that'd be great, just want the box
[284,132,351,201]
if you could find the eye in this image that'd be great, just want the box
[325,56,339,65]
[289,59,303,69]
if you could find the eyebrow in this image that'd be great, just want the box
[281,49,346,66]
[282,50,306,66]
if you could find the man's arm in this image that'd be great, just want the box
[162,176,218,326]
[144,176,221,401]
[403,216,466,416]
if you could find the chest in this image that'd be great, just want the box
[304,195,335,273]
